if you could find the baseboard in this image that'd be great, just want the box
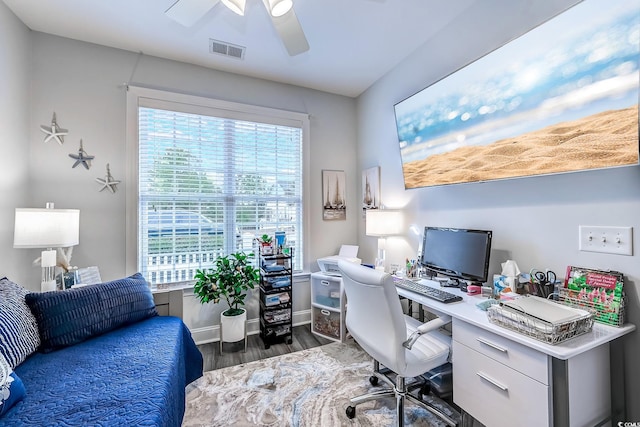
[191,309,311,345]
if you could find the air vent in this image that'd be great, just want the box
[209,39,245,60]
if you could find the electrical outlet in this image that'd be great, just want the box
[579,226,633,256]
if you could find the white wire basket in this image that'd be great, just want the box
[487,299,595,345]
[557,287,625,327]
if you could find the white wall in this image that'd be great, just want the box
[16,33,358,334]
[0,2,31,285]
[357,0,640,419]
[27,33,358,283]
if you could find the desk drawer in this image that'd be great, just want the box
[453,319,548,384]
[312,306,342,341]
[311,274,342,308]
[453,341,550,427]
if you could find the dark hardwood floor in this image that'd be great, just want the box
[197,324,333,372]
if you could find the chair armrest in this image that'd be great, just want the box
[402,315,452,350]
[415,314,451,334]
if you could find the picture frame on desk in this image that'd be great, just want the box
[77,266,102,285]
[57,266,102,290]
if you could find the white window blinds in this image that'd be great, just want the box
[136,98,304,285]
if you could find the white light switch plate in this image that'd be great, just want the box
[579,226,633,256]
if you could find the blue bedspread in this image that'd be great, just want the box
[4,316,203,426]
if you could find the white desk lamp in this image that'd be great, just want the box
[13,203,80,292]
[365,209,402,272]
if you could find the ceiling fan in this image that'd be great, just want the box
[165,0,309,56]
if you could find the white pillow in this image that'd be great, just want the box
[0,278,41,368]
[0,352,26,417]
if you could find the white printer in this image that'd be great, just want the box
[316,245,361,276]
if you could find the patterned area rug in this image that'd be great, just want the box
[183,341,460,426]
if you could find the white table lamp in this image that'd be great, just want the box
[365,210,402,272]
[14,203,80,292]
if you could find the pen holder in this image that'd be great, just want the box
[405,260,418,278]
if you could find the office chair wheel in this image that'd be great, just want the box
[369,375,379,386]
[419,382,431,397]
[346,406,356,419]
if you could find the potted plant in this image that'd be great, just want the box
[256,234,273,254]
[193,252,260,350]
[258,234,272,245]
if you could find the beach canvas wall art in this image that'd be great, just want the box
[322,170,346,220]
[394,0,639,189]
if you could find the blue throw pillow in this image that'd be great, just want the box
[0,353,25,417]
[25,273,158,352]
[0,278,41,369]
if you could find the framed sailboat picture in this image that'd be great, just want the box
[322,170,347,220]
[362,166,380,217]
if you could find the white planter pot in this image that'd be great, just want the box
[220,308,247,344]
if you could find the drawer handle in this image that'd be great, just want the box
[476,337,508,353]
[476,372,508,392]
[321,280,330,286]
[321,309,330,316]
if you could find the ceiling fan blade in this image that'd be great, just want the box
[165,0,220,27]
[264,2,309,56]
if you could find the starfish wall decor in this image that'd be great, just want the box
[69,139,95,169]
[40,112,69,145]
[96,163,121,194]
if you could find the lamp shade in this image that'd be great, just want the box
[365,210,402,237]
[14,208,80,248]
[268,0,293,17]
[221,0,246,15]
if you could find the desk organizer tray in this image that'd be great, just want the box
[562,266,626,327]
[487,296,594,345]
[557,287,625,327]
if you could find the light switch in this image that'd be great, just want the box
[579,226,633,256]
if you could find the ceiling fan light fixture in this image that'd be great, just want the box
[268,0,293,17]
[221,0,246,16]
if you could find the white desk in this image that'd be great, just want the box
[396,279,635,427]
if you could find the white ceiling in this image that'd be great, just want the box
[2,0,475,97]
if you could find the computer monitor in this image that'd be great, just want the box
[420,227,492,284]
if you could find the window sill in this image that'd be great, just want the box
[152,272,311,293]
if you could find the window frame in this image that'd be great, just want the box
[125,86,311,284]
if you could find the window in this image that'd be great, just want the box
[126,87,309,286]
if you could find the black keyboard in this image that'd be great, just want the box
[393,277,462,303]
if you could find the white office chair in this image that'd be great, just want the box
[338,260,459,427]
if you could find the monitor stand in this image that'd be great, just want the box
[458,280,469,292]
[437,277,461,288]
[434,277,470,291]
[422,270,437,280]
